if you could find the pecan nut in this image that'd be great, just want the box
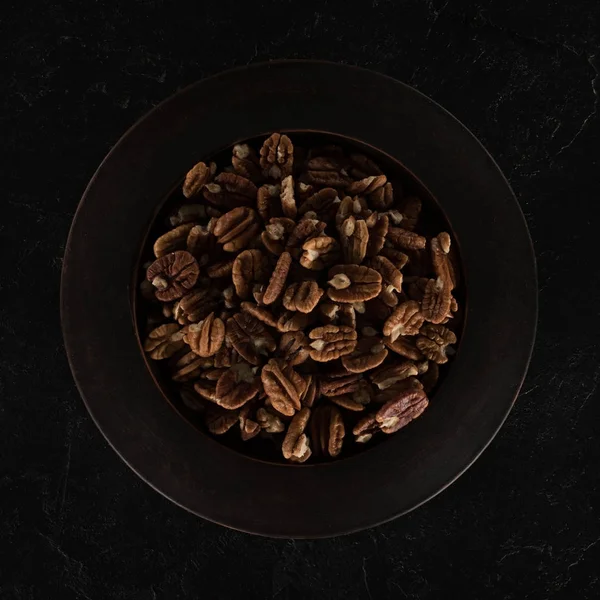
[282,281,324,313]
[185,312,225,358]
[256,407,285,433]
[153,223,196,258]
[215,362,259,409]
[416,323,457,364]
[278,331,309,366]
[383,301,425,340]
[421,277,452,324]
[387,227,426,250]
[370,361,419,389]
[308,325,357,362]
[310,405,345,457]
[203,172,257,210]
[232,249,269,299]
[146,251,200,302]
[339,216,369,264]
[204,405,239,435]
[375,388,428,433]
[300,235,340,270]
[183,161,215,199]
[262,251,292,305]
[327,265,382,303]
[282,407,312,462]
[341,338,388,373]
[144,324,186,360]
[213,207,260,252]
[226,312,276,366]
[261,359,306,417]
[260,133,294,179]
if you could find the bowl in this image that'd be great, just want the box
[61,60,537,538]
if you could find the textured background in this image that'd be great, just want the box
[1,0,599,598]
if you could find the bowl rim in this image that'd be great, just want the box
[61,60,537,538]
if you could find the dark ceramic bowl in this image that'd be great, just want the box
[61,61,537,538]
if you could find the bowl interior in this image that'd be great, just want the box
[133,130,466,464]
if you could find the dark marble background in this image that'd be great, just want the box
[2,0,600,598]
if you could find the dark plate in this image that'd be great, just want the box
[61,61,537,538]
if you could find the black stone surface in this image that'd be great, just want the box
[1,1,599,598]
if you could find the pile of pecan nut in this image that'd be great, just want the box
[141,133,460,463]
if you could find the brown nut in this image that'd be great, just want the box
[260,133,294,179]
[310,405,345,458]
[320,373,362,397]
[183,161,215,198]
[387,227,427,251]
[369,255,403,293]
[383,335,423,360]
[305,167,351,189]
[256,183,281,221]
[375,388,428,433]
[399,196,422,231]
[261,217,295,255]
[346,174,387,195]
[369,181,394,211]
[262,251,292,305]
[341,338,388,373]
[232,249,269,299]
[300,374,319,408]
[146,251,200,302]
[383,301,425,340]
[280,175,297,219]
[215,362,259,409]
[282,407,312,462]
[300,236,340,270]
[226,312,276,366]
[232,143,262,182]
[204,405,239,435]
[380,247,409,270]
[206,259,234,279]
[173,289,219,325]
[365,213,389,257]
[185,313,225,358]
[276,310,310,333]
[203,172,257,210]
[256,407,285,433]
[170,351,212,382]
[282,281,324,313]
[153,223,196,258]
[370,361,419,389]
[213,207,260,252]
[339,216,369,264]
[298,188,341,220]
[430,232,454,286]
[286,218,327,257]
[261,359,306,417]
[352,412,380,443]
[327,265,382,303]
[416,323,457,364]
[421,277,452,324]
[239,406,261,441]
[308,325,358,362]
[240,301,278,328]
[144,324,186,360]
[278,331,309,366]
[194,380,219,402]
[329,381,373,411]
[335,196,366,228]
